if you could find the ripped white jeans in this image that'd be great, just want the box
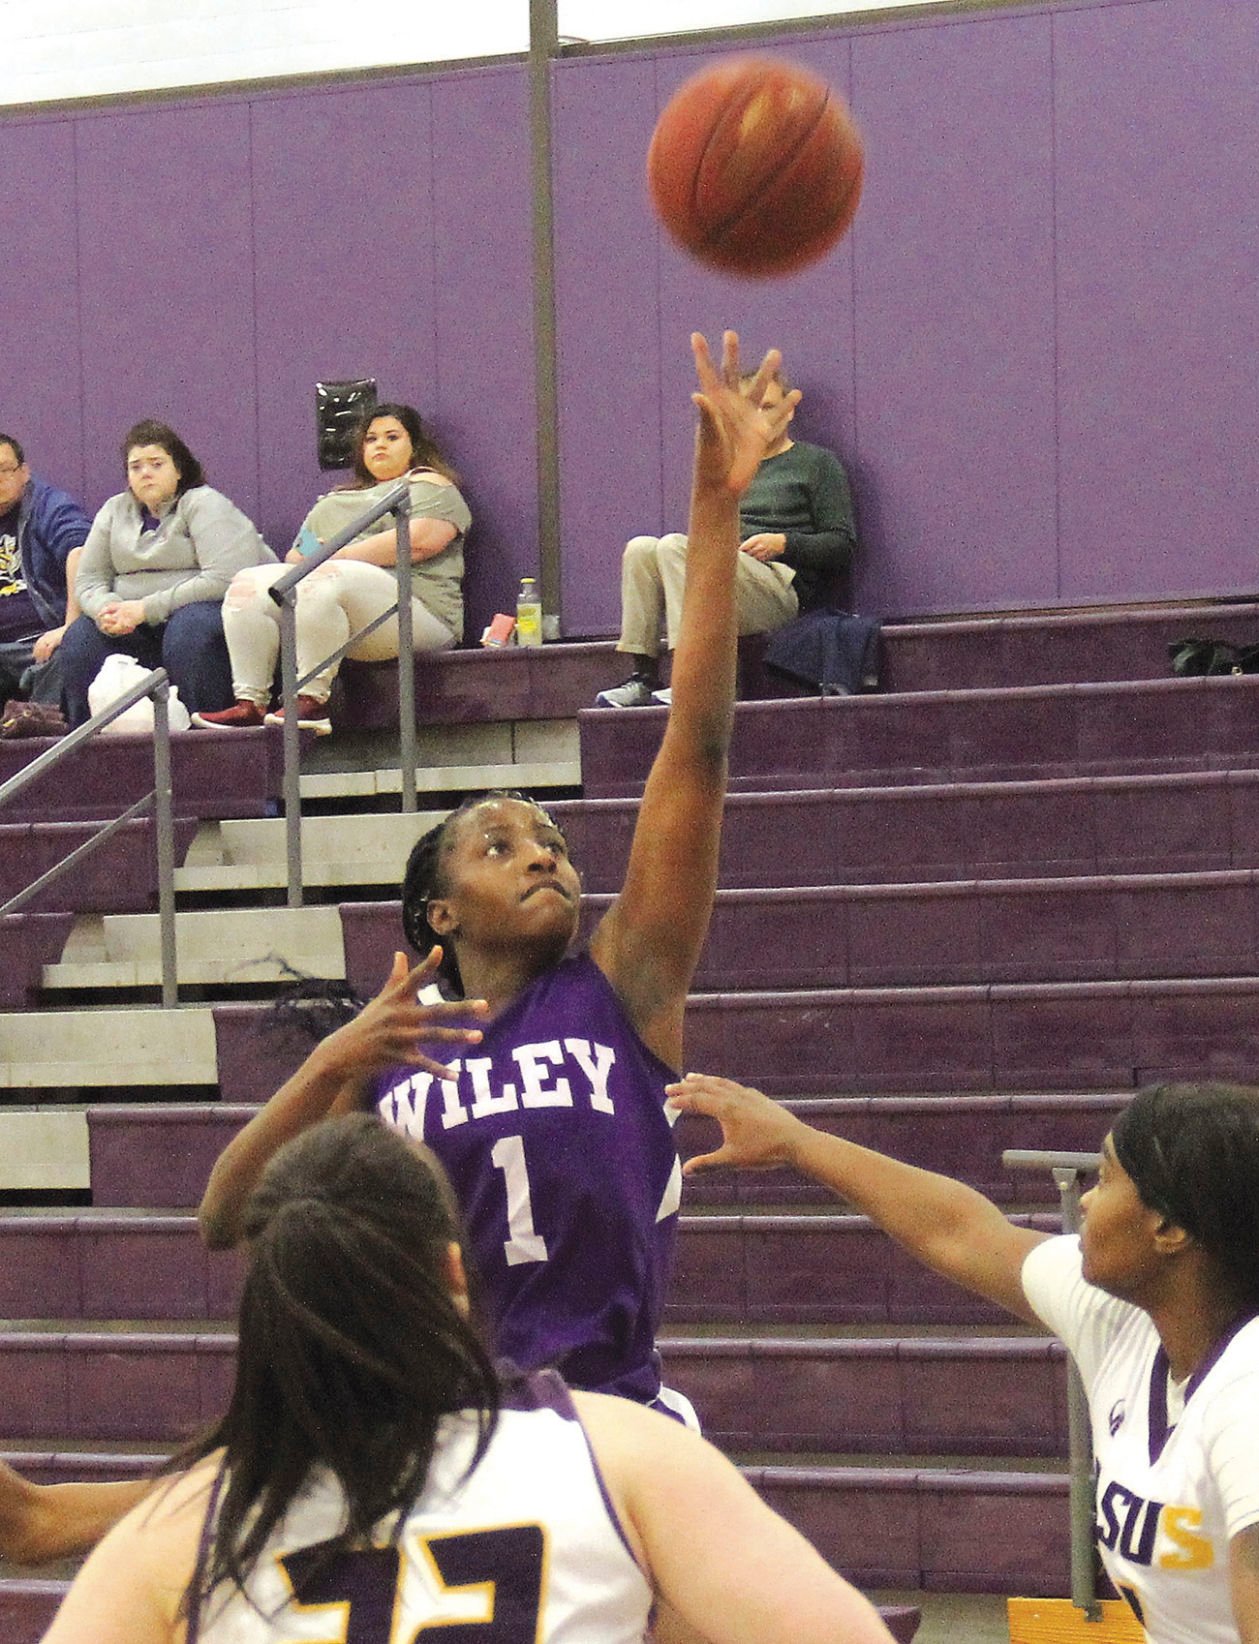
[221,561,455,706]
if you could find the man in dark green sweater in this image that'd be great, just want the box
[595,371,857,707]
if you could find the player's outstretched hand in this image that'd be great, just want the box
[666,1072,806,1175]
[690,330,802,499]
[319,949,488,1083]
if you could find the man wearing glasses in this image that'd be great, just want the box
[0,434,91,715]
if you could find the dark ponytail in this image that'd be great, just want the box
[177,1115,499,1614]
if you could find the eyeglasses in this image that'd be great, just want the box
[0,464,23,478]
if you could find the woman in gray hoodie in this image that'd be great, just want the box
[59,419,275,726]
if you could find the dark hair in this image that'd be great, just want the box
[400,792,565,995]
[1112,1082,1259,1310]
[122,419,205,493]
[177,1114,500,1615]
[0,434,25,467]
[347,401,457,487]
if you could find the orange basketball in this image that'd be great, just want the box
[647,55,864,278]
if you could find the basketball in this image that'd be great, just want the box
[647,55,864,278]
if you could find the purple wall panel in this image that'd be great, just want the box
[551,57,663,636]
[849,13,1057,615]
[653,40,860,549]
[0,118,85,504]
[431,67,539,635]
[1054,0,1259,602]
[75,103,258,521]
[251,81,437,561]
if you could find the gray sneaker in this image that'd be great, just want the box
[594,676,658,708]
[651,687,672,706]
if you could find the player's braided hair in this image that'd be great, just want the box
[174,1115,500,1616]
[1113,1081,1259,1310]
[400,791,564,996]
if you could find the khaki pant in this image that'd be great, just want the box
[616,533,798,657]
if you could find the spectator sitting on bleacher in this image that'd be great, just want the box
[0,432,91,711]
[595,366,856,708]
[59,420,275,728]
[192,403,469,738]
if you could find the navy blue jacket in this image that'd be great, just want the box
[16,477,92,628]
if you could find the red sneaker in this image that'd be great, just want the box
[264,695,332,736]
[190,700,267,729]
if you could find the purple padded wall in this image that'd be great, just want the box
[1054,0,1259,603]
[430,68,540,627]
[250,80,438,557]
[76,102,259,523]
[5,0,1258,632]
[552,57,664,637]
[850,14,1057,615]
[0,118,85,503]
[550,0,1259,630]
[2,65,536,640]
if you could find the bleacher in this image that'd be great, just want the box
[2,600,1259,1638]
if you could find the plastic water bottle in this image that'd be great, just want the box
[516,577,543,647]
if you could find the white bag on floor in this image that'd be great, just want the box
[87,653,192,734]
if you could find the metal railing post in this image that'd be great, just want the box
[0,667,183,1007]
[1053,1164,1103,1623]
[1004,1148,1103,1623]
[279,592,304,908]
[151,679,178,1009]
[394,492,417,814]
[266,479,414,903]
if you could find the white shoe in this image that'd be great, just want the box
[264,695,332,735]
[651,687,672,706]
[594,676,658,708]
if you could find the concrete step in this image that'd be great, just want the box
[13,962,1257,1104]
[0,1324,1064,1458]
[550,767,1259,893]
[579,674,1259,799]
[0,1009,217,1091]
[0,727,280,826]
[177,811,448,894]
[0,1572,919,1644]
[297,717,579,799]
[43,907,344,991]
[210,973,1259,1104]
[338,867,1259,995]
[84,1091,1120,1208]
[0,1209,1061,1329]
[0,1443,1069,1597]
[877,599,1259,693]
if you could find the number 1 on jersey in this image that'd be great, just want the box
[490,1135,549,1266]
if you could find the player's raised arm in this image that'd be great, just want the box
[668,1073,1048,1323]
[198,951,487,1249]
[591,332,799,1068]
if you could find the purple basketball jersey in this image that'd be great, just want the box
[373,954,680,1402]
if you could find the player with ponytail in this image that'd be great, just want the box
[47,1115,897,1644]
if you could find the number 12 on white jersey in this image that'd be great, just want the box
[490,1135,549,1266]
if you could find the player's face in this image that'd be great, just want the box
[430,799,581,956]
[1079,1135,1164,1300]
[362,417,415,482]
[0,444,29,514]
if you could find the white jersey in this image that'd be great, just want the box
[1022,1236,1259,1644]
[190,1373,651,1644]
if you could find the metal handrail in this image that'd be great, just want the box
[267,479,416,907]
[0,668,178,1007]
[1003,1146,1102,1623]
